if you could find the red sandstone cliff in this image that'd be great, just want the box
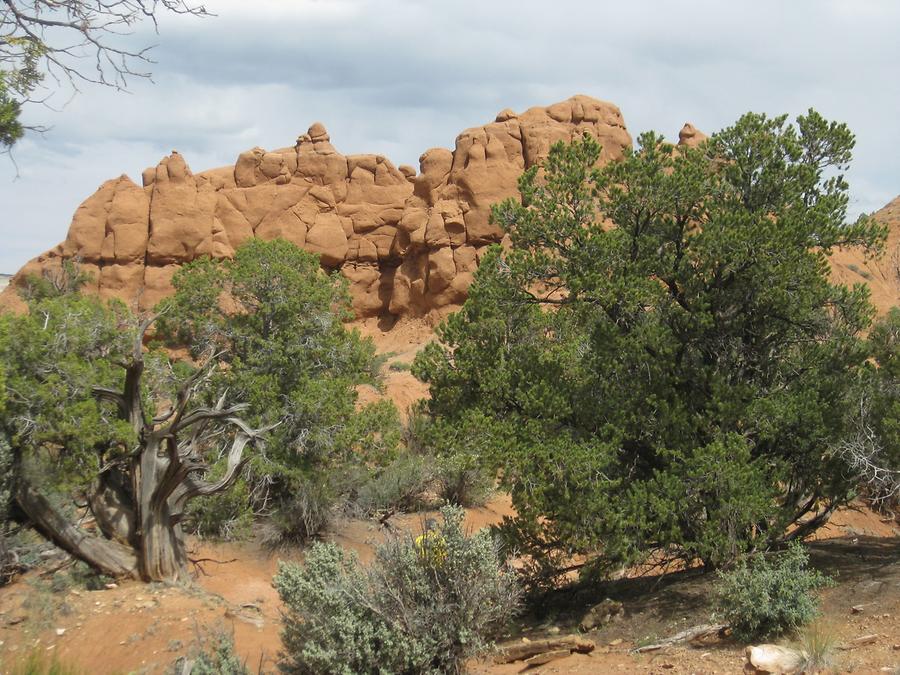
[2,97,896,318]
[1,95,631,318]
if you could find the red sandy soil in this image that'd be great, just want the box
[1,499,898,674]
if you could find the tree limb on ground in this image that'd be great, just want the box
[631,622,728,653]
[495,634,595,663]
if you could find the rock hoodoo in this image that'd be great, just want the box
[4,95,632,318]
[5,96,896,319]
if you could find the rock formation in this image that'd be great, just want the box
[3,97,896,319]
[677,122,708,148]
[2,95,632,318]
[830,196,900,315]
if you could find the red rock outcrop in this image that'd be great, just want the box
[3,95,632,318]
[830,196,900,315]
[5,99,895,319]
[677,122,708,148]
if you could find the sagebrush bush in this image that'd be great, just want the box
[274,505,521,674]
[184,629,249,675]
[715,542,832,641]
[354,452,434,515]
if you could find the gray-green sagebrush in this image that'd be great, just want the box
[274,506,521,675]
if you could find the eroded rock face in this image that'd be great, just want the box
[3,95,632,318]
[677,122,708,148]
[829,195,900,316]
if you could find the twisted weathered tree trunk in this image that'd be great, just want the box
[16,480,139,578]
[17,317,263,582]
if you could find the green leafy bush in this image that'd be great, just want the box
[274,505,521,674]
[715,542,832,641]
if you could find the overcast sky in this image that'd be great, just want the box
[2,0,899,273]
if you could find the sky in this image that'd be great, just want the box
[2,0,899,273]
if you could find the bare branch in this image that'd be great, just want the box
[1,0,210,92]
[836,388,900,502]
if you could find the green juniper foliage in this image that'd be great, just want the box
[0,289,139,576]
[157,239,400,540]
[870,310,900,476]
[414,111,887,577]
[0,240,397,579]
[844,308,900,501]
[0,291,137,492]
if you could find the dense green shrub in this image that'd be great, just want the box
[848,308,900,504]
[274,505,521,674]
[414,112,887,576]
[155,239,401,538]
[715,542,832,641]
[260,476,336,548]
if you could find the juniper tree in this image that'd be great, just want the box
[414,111,887,576]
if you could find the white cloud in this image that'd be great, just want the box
[2,0,898,272]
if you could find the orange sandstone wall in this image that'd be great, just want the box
[4,95,895,319]
[3,95,632,318]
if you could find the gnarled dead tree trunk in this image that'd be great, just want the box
[16,317,266,582]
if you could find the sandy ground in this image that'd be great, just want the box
[0,500,898,674]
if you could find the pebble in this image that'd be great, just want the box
[55,628,65,636]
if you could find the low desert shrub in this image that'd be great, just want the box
[434,453,494,508]
[185,629,249,675]
[402,409,495,508]
[260,477,335,548]
[274,505,522,674]
[715,542,832,641]
[354,452,434,515]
